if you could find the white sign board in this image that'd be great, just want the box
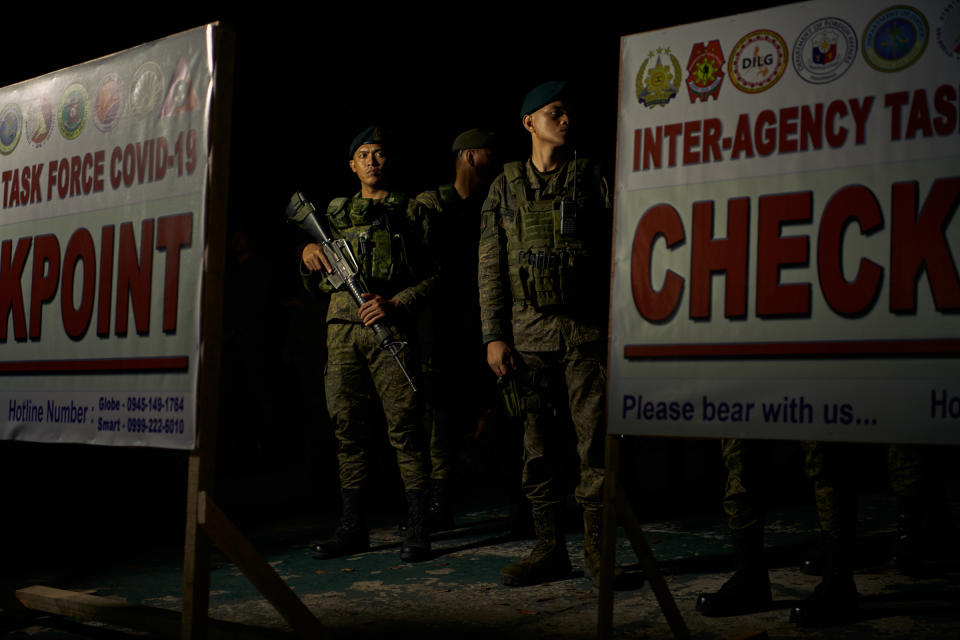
[0,25,216,449]
[610,1,960,443]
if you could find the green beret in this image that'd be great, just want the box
[520,80,568,117]
[451,128,498,152]
[348,125,386,158]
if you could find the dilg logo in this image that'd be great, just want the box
[728,29,788,93]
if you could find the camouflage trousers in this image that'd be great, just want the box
[325,322,429,494]
[518,340,607,515]
[420,345,489,481]
[420,367,454,481]
[722,438,856,543]
[887,443,938,499]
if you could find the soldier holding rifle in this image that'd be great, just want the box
[293,125,440,563]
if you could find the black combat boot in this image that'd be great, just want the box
[696,523,771,616]
[582,508,625,587]
[501,507,572,586]
[790,538,859,627]
[312,490,369,559]
[400,490,431,562]
[890,496,923,575]
[427,478,455,532]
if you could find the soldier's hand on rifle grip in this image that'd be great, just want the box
[487,340,517,378]
[301,243,332,273]
[358,293,402,326]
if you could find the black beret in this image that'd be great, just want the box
[348,125,386,158]
[520,80,568,117]
[451,128,498,152]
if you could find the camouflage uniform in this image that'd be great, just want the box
[417,183,489,481]
[307,190,441,494]
[722,439,855,542]
[477,157,612,515]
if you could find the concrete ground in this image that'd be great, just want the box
[3,468,959,640]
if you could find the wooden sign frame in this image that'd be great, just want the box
[8,23,325,640]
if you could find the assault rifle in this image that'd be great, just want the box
[285,190,418,391]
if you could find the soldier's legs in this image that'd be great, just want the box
[423,371,456,529]
[424,376,450,480]
[887,443,953,572]
[561,340,617,583]
[802,440,857,549]
[315,323,374,559]
[501,349,572,586]
[517,350,564,514]
[790,440,859,626]
[563,340,606,512]
[363,326,429,494]
[698,438,772,616]
[325,323,376,492]
[364,326,431,561]
[721,438,767,532]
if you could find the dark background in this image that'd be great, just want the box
[2,2,904,576]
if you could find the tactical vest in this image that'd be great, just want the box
[325,192,412,285]
[503,159,595,309]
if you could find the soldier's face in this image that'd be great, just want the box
[349,143,388,188]
[471,148,499,181]
[526,100,571,146]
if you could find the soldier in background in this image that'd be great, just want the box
[417,128,501,531]
[299,125,439,563]
[477,81,614,586]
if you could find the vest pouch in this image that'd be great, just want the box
[519,199,556,244]
[553,207,587,306]
[530,252,563,309]
[339,225,395,282]
[518,200,562,308]
[370,226,395,281]
[557,251,581,307]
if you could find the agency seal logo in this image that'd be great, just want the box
[636,47,683,108]
[25,96,53,148]
[94,73,124,132]
[58,83,88,140]
[728,29,788,93]
[863,6,928,71]
[0,103,23,155]
[936,0,960,61]
[129,62,163,117]
[793,17,858,84]
[686,41,725,102]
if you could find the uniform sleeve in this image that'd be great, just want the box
[391,191,441,314]
[477,174,511,344]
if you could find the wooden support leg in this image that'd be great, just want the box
[198,491,327,639]
[597,435,690,640]
[597,435,619,639]
[182,452,212,640]
[616,487,690,640]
